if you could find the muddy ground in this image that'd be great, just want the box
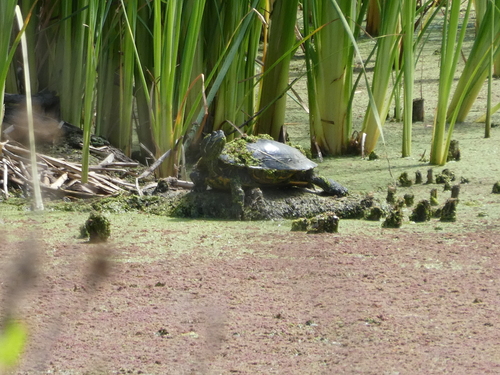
[1,211,500,374]
[2,8,500,375]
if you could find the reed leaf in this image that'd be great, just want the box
[474,0,488,30]
[446,0,500,123]
[0,0,17,124]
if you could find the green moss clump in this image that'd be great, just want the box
[90,194,170,215]
[386,186,397,204]
[440,198,458,222]
[221,135,272,167]
[246,134,274,141]
[222,134,312,168]
[382,207,403,228]
[1,197,30,209]
[79,224,89,239]
[221,139,260,167]
[291,218,309,231]
[415,170,423,184]
[398,172,412,187]
[430,188,439,206]
[492,182,500,194]
[171,191,235,219]
[307,212,339,233]
[426,168,434,184]
[436,169,455,184]
[364,206,385,221]
[447,140,460,161]
[287,142,311,159]
[84,212,111,243]
[432,207,442,218]
[290,212,339,233]
[395,197,405,208]
[404,193,414,206]
[410,200,431,222]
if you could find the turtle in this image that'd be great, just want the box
[190,130,348,217]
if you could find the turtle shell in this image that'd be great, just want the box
[220,138,317,171]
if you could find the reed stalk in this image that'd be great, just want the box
[366,0,382,37]
[485,0,494,138]
[193,0,262,137]
[94,5,120,142]
[119,0,137,156]
[67,2,87,126]
[254,0,299,140]
[140,0,208,176]
[473,0,487,31]
[429,0,471,165]
[204,1,241,136]
[57,1,76,122]
[401,0,416,157]
[303,0,357,155]
[360,1,401,155]
[81,0,102,183]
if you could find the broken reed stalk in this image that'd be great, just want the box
[1,142,140,198]
[137,137,183,180]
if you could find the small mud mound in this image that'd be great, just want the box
[170,188,376,220]
[44,186,379,220]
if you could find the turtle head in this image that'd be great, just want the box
[200,130,226,159]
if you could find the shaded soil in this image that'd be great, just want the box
[2,222,500,374]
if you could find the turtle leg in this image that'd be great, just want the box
[310,174,348,197]
[245,187,264,207]
[190,168,208,192]
[230,179,245,219]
